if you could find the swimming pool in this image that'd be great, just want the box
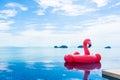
[0,47,119,80]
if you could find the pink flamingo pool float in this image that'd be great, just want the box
[64,38,101,63]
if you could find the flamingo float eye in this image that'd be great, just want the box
[88,44,91,48]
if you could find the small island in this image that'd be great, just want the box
[104,46,111,49]
[54,46,58,48]
[77,45,83,48]
[54,45,68,48]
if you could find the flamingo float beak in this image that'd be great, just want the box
[88,41,92,48]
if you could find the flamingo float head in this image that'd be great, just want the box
[83,38,92,48]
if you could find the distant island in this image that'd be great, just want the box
[54,45,68,48]
[104,46,111,49]
[77,45,83,48]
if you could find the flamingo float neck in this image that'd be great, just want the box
[83,39,91,55]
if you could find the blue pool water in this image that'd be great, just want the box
[0,47,119,80]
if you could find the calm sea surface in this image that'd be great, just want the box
[0,47,119,80]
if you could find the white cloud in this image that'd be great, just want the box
[20,29,53,36]
[36,9,45,15]
[35,0,95,16]
[0,15,120,47]
[0,2,28,19]
[5,2,28,11]
[27,23,56,29]
[0,20,14,30]
[25,23,39,29]
[53,4,95,16]
[110,2,120,8]
[0,28,82,47]
[0,9,17,19]
[83,15,119,27]
[44,24,56,29]
[81,15,120,47]
[84,15,120,34]
[0,32,14,46]
[91,0,108,7]
[35,0,63,9]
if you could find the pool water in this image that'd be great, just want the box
[0,47,119,80]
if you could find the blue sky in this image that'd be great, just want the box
[0,0,120,47]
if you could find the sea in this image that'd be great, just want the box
[0,47,119,80]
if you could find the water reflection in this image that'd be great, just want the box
[0,62,58,80]
[0,61,103,80]
[64,62,101,80]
